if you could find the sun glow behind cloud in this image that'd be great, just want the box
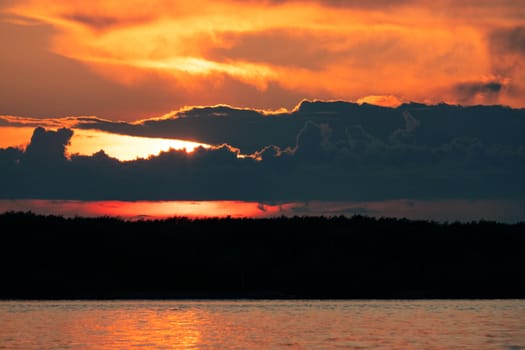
[0,127,36,149]
[69,129,210,161]
[0,126,210,161]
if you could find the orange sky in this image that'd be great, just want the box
[1,0,524,120]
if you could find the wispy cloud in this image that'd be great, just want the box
[1,0,524,120]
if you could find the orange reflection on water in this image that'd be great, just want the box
[0,301,205,349]
[2,300,525,349]
[95,305,203,349]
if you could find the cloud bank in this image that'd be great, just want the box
[1,102,524,202]
[69,100,525,154]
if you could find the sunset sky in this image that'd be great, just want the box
[1,0,524,119]
[1,1,524,220]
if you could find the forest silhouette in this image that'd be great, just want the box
[1,212,524,299]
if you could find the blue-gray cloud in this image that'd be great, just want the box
[72,100,525,154]
[1,102,524,202]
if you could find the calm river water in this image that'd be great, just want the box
[0,300,524,349]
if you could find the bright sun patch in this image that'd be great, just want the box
[69,129,210,161]
[0,126,210,161]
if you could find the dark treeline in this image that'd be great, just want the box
[1,212,525,299]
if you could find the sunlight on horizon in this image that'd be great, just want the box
[1,199,524,223]
[70,128,211,160]
[0,126,211,161]
[0,200,290,219]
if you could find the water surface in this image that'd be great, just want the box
[1,300,524,349]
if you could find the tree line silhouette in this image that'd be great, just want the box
[1,212,524,299]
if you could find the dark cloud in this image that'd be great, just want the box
[24,127,73,162]
[1,101,525,202]
[486,26,525,101]
[314,0,412,7]
[286,201,376,216]
[74,101,404,153]
[64,13,154,30]
[453,81,504,104]
[0,147,23,167]
[240,0,412,9]
[489,26,525,56]
[73,100,525,154]
[65,14,126,29]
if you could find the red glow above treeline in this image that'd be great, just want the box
[1,199,523,222]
